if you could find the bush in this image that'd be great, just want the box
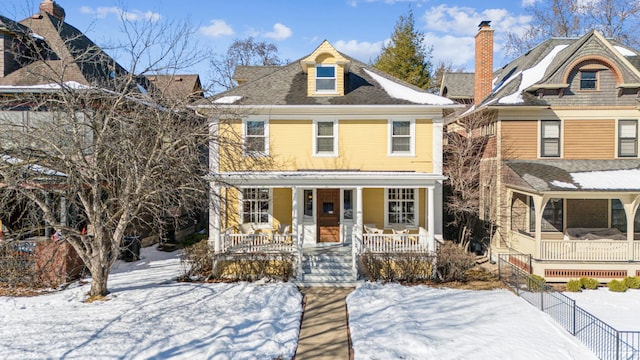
[435,241,476,282]
[566,279,582,292]
[526,274,547,291]
[179,239,212,279]
[623,276,640,289]
[360,252,434,283]
[212,252,294,282]
[579,277,600,290]
[607,279,628,292]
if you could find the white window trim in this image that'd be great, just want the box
[387,119,416,157]
[303,189,315,223]
[616,119,638,158]
[242,118,269,156]
[312,119,338,157]
[239,188,273,229]
[315,64,338,94]
[538,119,562,158]
[384,188,419,228]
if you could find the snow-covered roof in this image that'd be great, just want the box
[1,155,67,177]
[363,69,455,105]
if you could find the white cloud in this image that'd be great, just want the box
[199,20,234,38]
[80,6,161,22]
[348,0,430,7]
[263,23,293,41]
[334,39,386,62]
[520,0,538,6]
[424,32,475,69]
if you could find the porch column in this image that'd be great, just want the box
[292,186,299,245]
[427,186,435,252]
[623,196,639,261]
[356,187,363,227]
[532,195,545,259]
[209,182,221,253]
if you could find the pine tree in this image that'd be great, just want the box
[374,10,433,90]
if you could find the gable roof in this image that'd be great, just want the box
[206,42,456,107]
[232,66,281,84]
[146,74,204,101]
[440,72,474,100]
[452,30,640,109]
[0,11,125,88]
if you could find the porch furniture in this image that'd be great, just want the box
[238,223,256,235]
[364,223,383,234]
[564,228,627,241]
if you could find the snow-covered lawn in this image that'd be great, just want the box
[565,287,640,331]
[0,246,302,360]
[347,283,598,360]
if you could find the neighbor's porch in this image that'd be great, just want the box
[506,189,640,281]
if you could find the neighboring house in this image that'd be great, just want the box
[448,21,640,281]
[439,72,475,105]
[198,40,459,284]
[0,0,204,243]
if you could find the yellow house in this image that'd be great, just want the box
[448,23,640,282]
[196,41,459,284]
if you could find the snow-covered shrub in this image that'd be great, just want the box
[607,279,628,292]
[566,279,582,292]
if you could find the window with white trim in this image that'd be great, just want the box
[244,120,267,155]
[540,120,560,157]
[315,64,336,93]
[314,120,337,156]
[618,120,637,157]
[389,120,413,155]
[386,188,417,226]
[242,188,270,224]
[579,71,597,90]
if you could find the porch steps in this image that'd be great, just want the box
[297,244,362,287]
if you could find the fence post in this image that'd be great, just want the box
[529,255,532,274]
[616,331,620,360]
[572,300,576,336]
[540,288,544,311]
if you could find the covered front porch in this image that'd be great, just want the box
[208,171,444,257]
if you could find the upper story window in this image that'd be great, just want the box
[618,120,638,157]
[242,188,271,225]
[389,120,415,156]
[386,188,418,227]
[579,71,597,90]
[244,119,268,155]
[540,120,560,157]
[315,64,336,93]
[314,120,338,156]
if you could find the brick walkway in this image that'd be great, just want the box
[295,287,354,359]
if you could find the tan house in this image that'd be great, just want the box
[197,41,459,285]
[449,21,640,281]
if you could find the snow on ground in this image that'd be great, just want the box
[564,287,640,331]
[347,283,598,360]
[0,246,302,360]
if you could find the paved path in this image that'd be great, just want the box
[295,287,354,359]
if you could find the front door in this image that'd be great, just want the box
[317,189,340,242]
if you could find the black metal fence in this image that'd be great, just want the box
[498,253,640,360]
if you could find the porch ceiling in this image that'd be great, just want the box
[504,159,640,193]
[209,170,446,188]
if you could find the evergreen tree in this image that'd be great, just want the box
[374,10,433,90]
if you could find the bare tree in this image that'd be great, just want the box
[0,14,246,297]
[504,0,640,57]
[443,111,494,247]
[209,37,282,92]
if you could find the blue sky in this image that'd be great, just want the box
[3,0,537,85]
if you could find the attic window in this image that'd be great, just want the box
[315,64,336,93]
[580,71,597,90]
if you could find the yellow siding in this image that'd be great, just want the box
[272,188,292,227]
[304,41,347,97]
[564,120,615,159]
[363,188,384,227]
[501,120,538,159]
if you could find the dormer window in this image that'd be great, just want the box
[580,71,597,90]
[316,64,336,93]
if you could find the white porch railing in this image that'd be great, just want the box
[360,229,430,253]
[221,233,296,253]
[540,240,630,262]
[635,241,640,262]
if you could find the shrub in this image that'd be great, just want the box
[179,239,212,279]
[607,279,628,292]
[211,252,294,282]
[360,252,434,283]
[566,279,582,292]
[526,274,547,291]
[434,241,476,282]
[623,276,640,289]
[579,277,600,290]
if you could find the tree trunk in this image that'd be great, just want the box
[88,261,110,297]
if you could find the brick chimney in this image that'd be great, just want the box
[39,0,65,21]
[474,20,493,106]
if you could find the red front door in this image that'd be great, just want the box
[317,189,340,242]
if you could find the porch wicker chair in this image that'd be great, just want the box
[364,223,383,234]
[238,222,256,235]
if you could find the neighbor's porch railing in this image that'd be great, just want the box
[540,240,631,262]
